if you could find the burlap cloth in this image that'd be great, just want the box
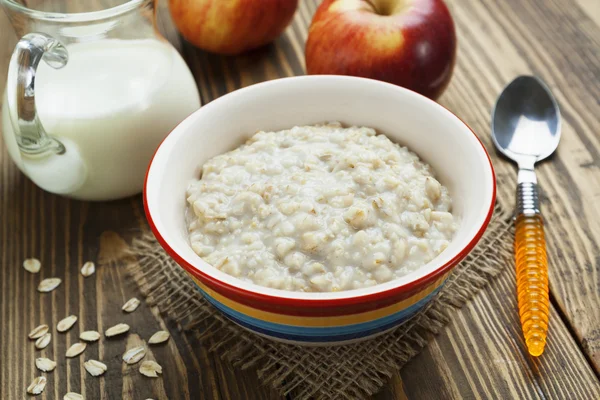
[125,202,512,399]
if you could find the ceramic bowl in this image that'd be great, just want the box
[144,76,496,345]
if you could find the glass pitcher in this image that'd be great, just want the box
[1,0,200,200]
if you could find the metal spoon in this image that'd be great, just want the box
[491,75,561,357]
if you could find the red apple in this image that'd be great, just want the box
[305,0,456,99]
[170,0,298,55]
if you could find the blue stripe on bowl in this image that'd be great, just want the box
[194,284,443,342]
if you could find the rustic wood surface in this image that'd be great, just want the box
[1,0,600,399]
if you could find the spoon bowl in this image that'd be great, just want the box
[492,76,561,166]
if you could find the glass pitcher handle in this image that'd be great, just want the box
[7,33,68,156]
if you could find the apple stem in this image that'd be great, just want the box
[371,0,407,16]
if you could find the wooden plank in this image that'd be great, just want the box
[395,268,600,399]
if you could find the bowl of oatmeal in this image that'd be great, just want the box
[145,76,495,345]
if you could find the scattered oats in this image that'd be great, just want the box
[80,261,95,277]
[38,277,61,292]
[105,323,130,337]
[35,357,56,372]
[122,346,146,364]
[28,324,49,339]
[35,333,51,349]
[80,330,101,342]
[84,359,107,376]
[57,315,78,332]
[23,258,41,273]
[122,297,140,313]
[139,360,162,378]
[27,376,47,395]
[65,342,86,358]
[64,393,83,400]
[148,330,170,345]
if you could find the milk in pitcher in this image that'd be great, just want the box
[2,38,200,200]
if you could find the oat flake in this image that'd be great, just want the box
[57,315,78,332]
[122,297,140,313]
[139,360,162,378]
[148,330,170,345]
[122,346,146,364]
[66,342,86,358]
[105,323,130,337]
[81,261,95,277]
[84,359,107,376]
[64,393,83,400]
[35,357,56,372]
[27,376,47,395]
[38,277,61,292]
[80,330,101,342]
[23,258,41,273]
[35,333,51,349]
[28,324,49,339]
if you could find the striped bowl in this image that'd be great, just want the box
[144,76,496,345]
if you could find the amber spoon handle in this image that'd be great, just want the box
[515,179,549,356]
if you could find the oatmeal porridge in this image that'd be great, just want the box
[186,123,458,292]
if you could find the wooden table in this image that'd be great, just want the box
[2,0,600,398]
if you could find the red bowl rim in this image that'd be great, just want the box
[143,77,497,309]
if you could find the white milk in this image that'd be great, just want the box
[2,39,200,200]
